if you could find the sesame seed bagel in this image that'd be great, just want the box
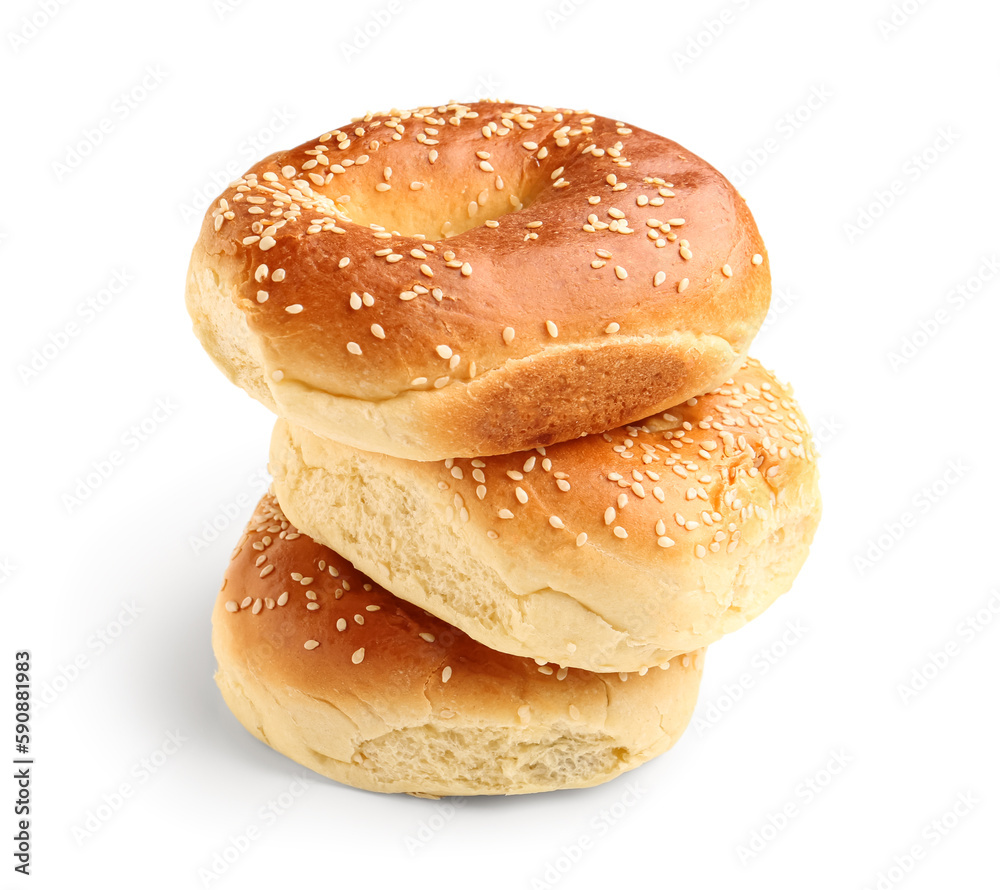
[187,100,770,460]
[213,494,703,796]
[269,358,821,673]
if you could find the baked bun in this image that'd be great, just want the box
[270,359,821,672]
[213,494,703,796]
[187,100,770,460]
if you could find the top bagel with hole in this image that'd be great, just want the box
[186,100,770,460]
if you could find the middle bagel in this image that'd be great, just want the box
[270,358,820,673]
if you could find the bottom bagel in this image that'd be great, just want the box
[212,493,704,796]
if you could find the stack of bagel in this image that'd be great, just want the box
[186,100,821,796]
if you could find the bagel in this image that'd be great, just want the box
[187,100,770,460]
[213,494,704,796]
[269,358,821,672]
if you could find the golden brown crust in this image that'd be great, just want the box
[212,494,704,795]
[187,100,770,459]
[270,359,821,671]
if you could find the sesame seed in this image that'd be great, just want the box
[604,507,616,525]
[304,640,319,650]
[442,666,452,683]
[653,271,666,287]
[259,236,276,250]
[546,320,559,337]
[615,266,628,280]
[515,487,529,504]
[338,257,351,268]
[502,326,515,344]
[225,601,238,612]
[352,648,365,664]
[549,515,565,529]
[347,342,362,355]
[576,533,588,546]
[613,526,628,539]
[752,253,763,265]
[498,508,514,520]
[678,278,690,293]
[722,264,733,277]
[419,632,436,643]
[371,324,385,339]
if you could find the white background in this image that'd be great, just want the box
[3,0,998,887]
